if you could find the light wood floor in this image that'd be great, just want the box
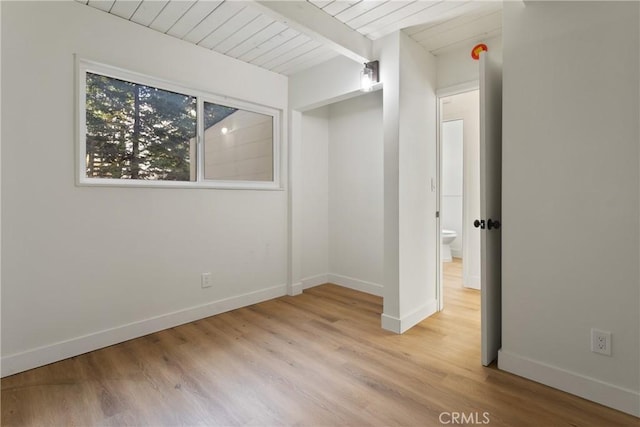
[2,259,637,426]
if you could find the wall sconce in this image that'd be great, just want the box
[360,60,379,92]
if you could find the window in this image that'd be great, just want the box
[85,73,197,181]
[77,59,281,189]
[203,102,273,182]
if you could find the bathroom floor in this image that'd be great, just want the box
[442,258,480,315]
[443,257,464,288]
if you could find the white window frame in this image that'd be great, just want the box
[76,57,282,190]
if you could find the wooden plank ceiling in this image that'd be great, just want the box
[310,0,502,56]
[78,0,502,76]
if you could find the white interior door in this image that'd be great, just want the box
[479,51,502,366]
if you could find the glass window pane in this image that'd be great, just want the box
[85,72,196,181]
[203,101,274,182]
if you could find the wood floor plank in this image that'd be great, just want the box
[2,259,637,426]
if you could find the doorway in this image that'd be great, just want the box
[437,88,481,310]
[435,50,503,367]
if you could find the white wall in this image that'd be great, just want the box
[300,107,329,287]
[289,53,385,298]
[441,120,463,258]
[289,56,363,111]
[297,94,384,295]
[437,36,502,90]
[328,91,384,292]
[287,55,363,295]
[375,31,438,333]
[1,1,288,376]
[375,32,402,329]
[291,31,438,334]
[397,31,438,331]
[0,1,3,359]
[499,1,640,416]
[442,90,481,288]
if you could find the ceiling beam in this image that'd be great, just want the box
[252,1,373,64]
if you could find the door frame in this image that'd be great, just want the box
[435,80,479,311]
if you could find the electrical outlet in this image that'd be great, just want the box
[591,329,611,356]
[201,273,212,288]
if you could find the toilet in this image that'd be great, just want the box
[441,229,457,262]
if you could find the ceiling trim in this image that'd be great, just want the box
[253,0,373,64]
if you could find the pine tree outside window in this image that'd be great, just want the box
[77,59,281,190]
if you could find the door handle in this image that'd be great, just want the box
[487,219,501,230]
[473,219,485,229]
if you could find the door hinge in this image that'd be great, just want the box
[436,211,440,218]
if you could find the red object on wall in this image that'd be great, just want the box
[471,43,488,60]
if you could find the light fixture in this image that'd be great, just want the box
[360,60,379,92]
[221,127,229,135]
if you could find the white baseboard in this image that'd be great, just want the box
[1,284,287,378]
[327,273,384,297]
[301,274,329,290]
[451,248,462,258]
[463,274,481,290]
[381,299,438,334]
[290,281,303,296]
[381,313,401,333]
[498,349,640,417]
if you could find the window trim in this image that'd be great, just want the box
[76,57,282,190]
